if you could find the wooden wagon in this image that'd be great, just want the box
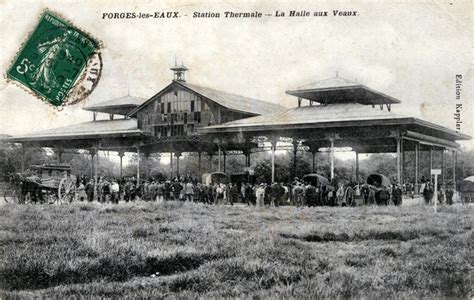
[4,164,77,204]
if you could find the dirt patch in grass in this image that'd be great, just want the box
[281,227,449,243]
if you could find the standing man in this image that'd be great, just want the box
[445,185,454,205]
[344,183,355,207]
[361,184,370,205]
[255,183,266,208]
[392,183,403,206]
[293,182,305,207]
[185,181,194,202]
[111,179,120,204]
[164,180,171,201]
[336,183,345,206]
[157,180,165,203]
[172,179,182,201]
[85,179,94,202]
[305,183,317,207]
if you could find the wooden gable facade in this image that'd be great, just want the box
[131,82,259,139]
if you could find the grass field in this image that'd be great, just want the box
[0,201,471,298]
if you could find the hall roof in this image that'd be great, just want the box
[128,81,285,117]
[9,119,142,142]
[286,76,401,105]
[200,103,470,142]
[83,96,147,115]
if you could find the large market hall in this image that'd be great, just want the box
[9,64,471,193]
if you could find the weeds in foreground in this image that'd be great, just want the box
[0,202,471,298]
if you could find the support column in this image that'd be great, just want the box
[198,151,202,175]
[401,138,405,185]
[292,139,298,179]
[95,149,99,200]
[429,146,433,172]
[243,149,250,168]
[208,152,213,172]
[330,139,335,181]
[170,152,173,179]
[355,151,359,183]
[57,148,64,164]
[136,146,140,183]
[118,150,125,179]
[175,152,182,178]
[415,142,420,194]
[90,150,95,179]
[218,145,222,172]
[271,139,277,183]
[452,150,457,191]
[396,137,401,184]
[20,144,25,172]
[223,151,227,173]
[312,151,316,173]
[143,152,150,180]
[441,149,446,190]
[91,142,99,201]
[428,146,433,184]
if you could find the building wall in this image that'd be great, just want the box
[136,85,252,138]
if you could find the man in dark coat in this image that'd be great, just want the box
[378,188,390,205]
[361,184,370,205]
[446,186,454,205]
[423,182,434,205]
[172,179,182,201]
[85,179,94,202]
[305,184,317,207]
[164,181,171,201]
[392,184,403,206]
[270,182,280,206]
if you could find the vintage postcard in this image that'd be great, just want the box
[0,0,472,298]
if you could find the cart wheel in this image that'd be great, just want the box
[4,188,20,204]
[58,178,77,204]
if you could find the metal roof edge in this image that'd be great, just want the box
[286,85,363,95]
[83,104,140,111]
[199,117,415,133]
[411,118,471,140]
[286,84,402,104]
[8,129,143,143]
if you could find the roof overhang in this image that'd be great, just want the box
[9,130,143,143]
[200,117,470,143]
[83,105,139,116]
[286,85,401,105]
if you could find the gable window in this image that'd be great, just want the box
[194,112,201,123]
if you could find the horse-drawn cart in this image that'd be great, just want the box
[3,164,77,204]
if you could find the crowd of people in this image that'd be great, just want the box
[74,174,455,207]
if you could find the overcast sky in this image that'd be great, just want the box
[0,0,472,150]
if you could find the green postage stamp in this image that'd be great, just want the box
[7,10,100,107]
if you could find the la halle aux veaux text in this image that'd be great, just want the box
[101,10,358,20]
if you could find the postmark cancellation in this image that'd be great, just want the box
[6,10,101,107]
